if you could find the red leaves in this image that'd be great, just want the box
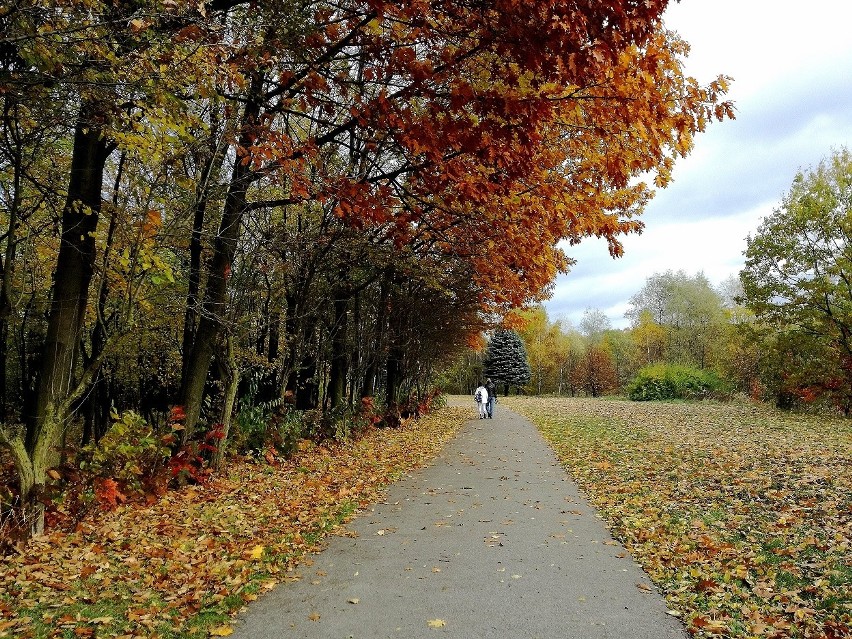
[94,478,126,511]
[170,405,186,423]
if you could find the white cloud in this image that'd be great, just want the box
[544,0,852,329]
[548,206,768,328]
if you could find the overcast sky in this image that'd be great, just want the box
[543,0,852,329]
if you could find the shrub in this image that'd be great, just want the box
[80,410,172,492]
[627,363,730,401]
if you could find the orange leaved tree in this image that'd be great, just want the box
[177,0,732,434]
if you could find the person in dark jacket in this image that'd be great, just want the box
[485,378,497,418]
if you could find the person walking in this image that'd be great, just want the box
[485,378,497,418]
[473,382,489,419]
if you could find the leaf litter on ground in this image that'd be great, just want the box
[503,396,851,639]
[0,408,467,638]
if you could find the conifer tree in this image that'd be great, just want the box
[484,329,531,395]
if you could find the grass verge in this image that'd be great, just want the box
[503,396,851,639]
[0,408,467,638]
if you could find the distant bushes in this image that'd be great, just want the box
[627,363,730,401]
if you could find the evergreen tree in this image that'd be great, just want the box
[485,329,532,394]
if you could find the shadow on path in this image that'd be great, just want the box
[231,402,687,638]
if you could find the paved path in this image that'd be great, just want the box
[231,402,687,638]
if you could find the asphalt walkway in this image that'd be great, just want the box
[230,401,688,638]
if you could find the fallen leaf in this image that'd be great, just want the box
[308,612,321,622]
[209,626,233,637]
[427,619,446,628]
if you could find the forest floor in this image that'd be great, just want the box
[0,407,468,638]
[1,397,850,638]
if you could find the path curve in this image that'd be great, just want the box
[230,401,687,638]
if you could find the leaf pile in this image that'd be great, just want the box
[0,408,466,638]
[504,397,851,639]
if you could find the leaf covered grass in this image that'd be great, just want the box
[0,408,467,638]
[503,396,852,639]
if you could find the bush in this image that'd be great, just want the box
[627,363,730,401]
[80,410,172,492]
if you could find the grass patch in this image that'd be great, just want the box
[503,396,852,639]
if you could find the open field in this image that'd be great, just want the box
[502,396,852,639]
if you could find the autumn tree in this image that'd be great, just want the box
[173,0,732,434]
[0,0,733,537]
[741,148,852,414]
[517,306,562,394]
[630,310,668,367]
[626,270,727,368]
[581,345,618,397]
[0,0,219,532]
[555,326,587,397]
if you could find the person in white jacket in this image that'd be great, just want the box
[473,383,489,419]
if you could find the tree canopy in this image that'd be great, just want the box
[741,147,852,414]
[0,0,732,535]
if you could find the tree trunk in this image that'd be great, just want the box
[178,87,261,440]
[181,115,227,391]
[257,308,281,404]
[295,320,320,410]
[212,331,238,471]
[21,102,110,534]
[326,295,349,410]
[362,272,391,399]
[385,342,403,408]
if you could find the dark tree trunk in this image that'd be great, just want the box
[385,343,403,408]
[362,272,390,399]
[326,295,349,410]
[178,88,261,439]
[180,129,227,392]
[257,308,281,404]
[295,320,319,410]
[23,101,111,533]
[30,104,110,446]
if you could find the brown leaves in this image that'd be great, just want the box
[506,397,852,639]
[0,409,467,637]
